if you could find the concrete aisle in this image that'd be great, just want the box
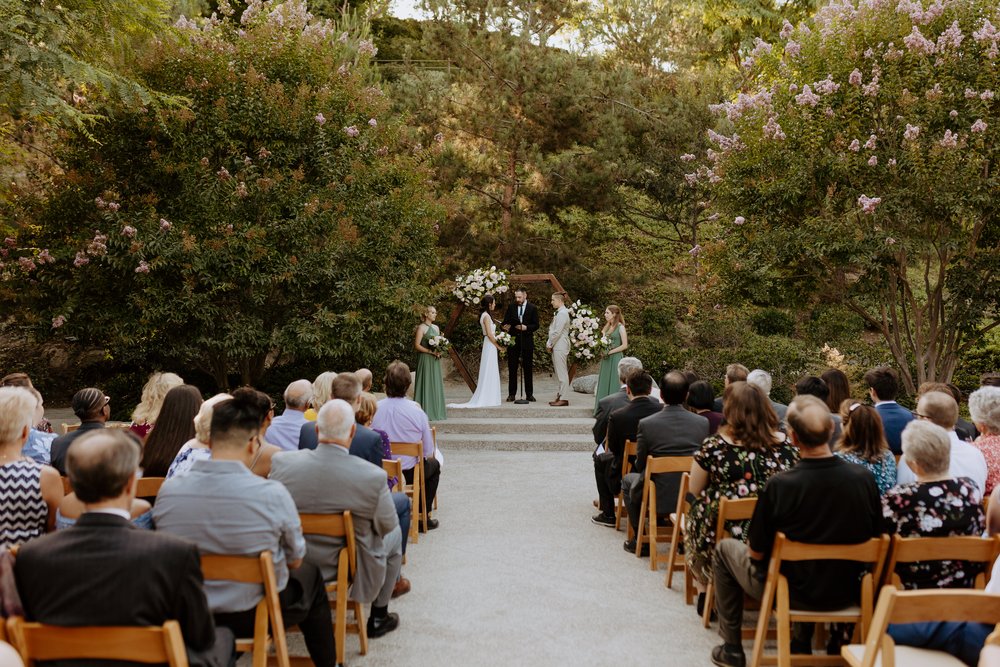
[328,449,719,667]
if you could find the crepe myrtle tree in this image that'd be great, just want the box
[690,0,1000,392]
[2,0,442,388]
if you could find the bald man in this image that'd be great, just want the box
[708,395,883,667]
[896,391,988,494]
[265,379,313,451]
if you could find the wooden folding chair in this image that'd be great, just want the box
[60,476,72,495]
[60,423,80,435]
[299,512,368,666]
[635,455,694,570]
[842,587,1000,667]
[750,533,890,667]
[883,534,1000,590]
[615,439,638,532]
[664,472,696,604]
[382,459,404,493]
[6,617,188,666]
[703,496,758,627]
[135,476,165,498]
[390,442,426,540]
[199,551,290,667]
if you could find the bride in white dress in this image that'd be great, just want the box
[448,295,502,408]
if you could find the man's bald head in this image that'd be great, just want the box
[786,394,834,447]
[355,368,373,392]
[284,379,313,411]
[916,391,958,430]
[66,430,141,503]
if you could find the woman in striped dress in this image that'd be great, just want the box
[0,387,62,547]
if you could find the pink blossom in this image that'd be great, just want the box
[160,218,172,231]
[785,40,801,57]
[864,134,877,149]
[689,244,702,257]
[903,26,936,55]
[135,261,150,274]
[37,249,54,264]
[886,237,897,245]
[680,153,696,162]
[315,112,326,125]
[863,79,881,96]
[780,19,794,39]
[17,256,36,272]
[235,182,248,197]
[73,252,89,267]
[965,88,978,99]
[51,315,66,329]
[939,129,958,148]
[950,110,959,118]
[971,119,988,133]
[981,90,994,100]
[849,139,861,152]
[868,155,878,166]
[813,75,840,95]
[200,157,210,167]
[434,133,444,144]
[904,124,921,140]
[789,83,799,93]
[973,19,999,57]
[937,21,964,51]
[858,195,882,214]
[107,202,120,212]
[86,233,108,257]
[94,197,106,209]
[763,117,786,140]
[344,125,360,138]
[368,118,377,127]
[734,216,746,225]
[217,167,231,180]
[864,48,875,58]
[684,173,699,186]
[751,38,772,56]
[889,158,897,166]
[707,213,720,221]
[794,84,820,107]
[849,69,863,86]
[357,40,377,57]
[121,225,136,238]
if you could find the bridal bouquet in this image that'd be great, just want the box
[495,331,514,348]
[452,266,510,306]
[567,301,603,362]
[428,335,451,354]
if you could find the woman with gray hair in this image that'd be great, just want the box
[882,420,984,589]
[969,386,1000,495]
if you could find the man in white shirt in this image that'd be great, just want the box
[896,391,988,496]
[264,379,313,451]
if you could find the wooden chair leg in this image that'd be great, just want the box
[776,578,791,667]
[419,462,429,533]
[665,517,683,588]
[749,576,777,667]
[635,491,648,558]
[334,553,348,667]
[614,490,625,530]
[648,500,659,571]
[353,600,368,655]
[703,581,715,628]
[685,560,695,605]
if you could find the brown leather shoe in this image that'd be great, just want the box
[391,577,411,598]
[549,399,569,406]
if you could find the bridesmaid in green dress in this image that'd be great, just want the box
[594,305,629,415]
[414,306,447,421]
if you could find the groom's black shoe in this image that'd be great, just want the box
[506,395,515,402]
[527,395,536,402]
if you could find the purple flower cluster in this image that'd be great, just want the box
[52,315,66,329]
[904,26,936,55]
[973,19,1000,58]
[122,226,137,238]
[858,195,882,213]
[971,119,988,133]
[939,129,958,147]
[344,125,360,138]
[135,261,150,274]
[795,84,821,106]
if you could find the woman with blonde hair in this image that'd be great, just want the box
[304,371,337,421]
[414,305,447,420]
[835,400,897,493]
[593,305,628,413]
[130,372,183,440]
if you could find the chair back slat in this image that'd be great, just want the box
[885,534,1000,589]
[135,477,165,498]
[715,497,757,540]
[299,512,357,577]
[644,455,693,478]
[622,440,638,476]
[389,442,423,458]
[200,552,267,584]
[6,617,187,666]
[776,533,888,562]
[881,587,1000,625]
[382,459,403,492]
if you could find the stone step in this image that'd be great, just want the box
[437,417,593,434]
[435,405,592,420]
[435,432,595,452]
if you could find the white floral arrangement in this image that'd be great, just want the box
[428,335,451,354]
[453,266,509,306]
[496,331,514,347]
[567,300,604,362]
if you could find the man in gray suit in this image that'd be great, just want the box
[747,369,788,425]
[621,371,709,554]
[547,292,571,406]
[271,399,404,639]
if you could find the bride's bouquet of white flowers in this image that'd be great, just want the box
[495,331,514,349]
[567,300,603,362]
[428,335,451,354]
[452,266,510,306]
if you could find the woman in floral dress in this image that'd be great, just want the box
[684,382,798,611]
[883,420,985,589]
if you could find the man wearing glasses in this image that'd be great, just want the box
[49,387,110,475]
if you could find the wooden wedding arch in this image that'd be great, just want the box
[443,273,576,391]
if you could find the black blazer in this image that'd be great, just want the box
[636,405,710,514]
[501,301,539,349]
[14,513,219,666]
[593,388,629,445]
[299,421,385,468]
[607,396,663,467]
[49,422,105,475]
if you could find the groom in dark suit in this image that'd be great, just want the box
[502,287,540,401]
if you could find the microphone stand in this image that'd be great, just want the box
[514,317,529,405]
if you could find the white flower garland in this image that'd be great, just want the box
[453,266,510,306]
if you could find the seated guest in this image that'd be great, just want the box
[22,387,56,465]
[709,395,883,667]
[897,391,987,495]
[231,387,283,478]
[15,429,233,666]
[272,400,406,637]
[685,381,796,613]
[620,372,708,553]
[969,386,1000,495]
[821,368,851,413]
[154,395,338,667]
[370,361,441,531]
[139,384,203,477]
[0,387,62,547]
[834,401,897,494]
[592,371,663,528]
[713,363,749,412]
[356,392,411,557]
[592,356,644,447]
[1,373,52,434]
[304,371,337,422]
[747,369,787,424]
[794,376,841,445]
[865,366,914,455]
[57,490,153,530]
[299,373,382,467]
[167,393,231,478]
[264,379,313,451]
[129,372,184,441]
[883,420,985,589]
[947,384,976,442]
[49,387,110,475]
[357,368,374,392]
[687,381,723,435]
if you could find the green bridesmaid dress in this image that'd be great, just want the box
[415,323,447,422]
[594,324,624,415]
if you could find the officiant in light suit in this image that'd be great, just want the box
[547,292,571,407]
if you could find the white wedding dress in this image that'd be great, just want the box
[448,312,501,408]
